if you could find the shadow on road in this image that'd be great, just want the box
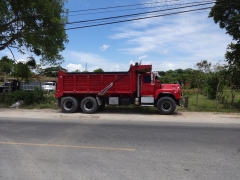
[97,107,182,116]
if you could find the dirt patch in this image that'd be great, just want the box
[0,108,240,124]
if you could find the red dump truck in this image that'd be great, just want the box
[55,63,183,115]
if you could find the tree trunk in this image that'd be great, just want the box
[215,78,220,108]
[4,73,7,82]
[196,79,200,108]
[230,78,235,107]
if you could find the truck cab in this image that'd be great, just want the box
[42,81,56,91]
[140,71,162,96]
[0,80,20,93]
[137,70,182,114]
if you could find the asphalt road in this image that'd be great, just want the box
[0,117,240,180]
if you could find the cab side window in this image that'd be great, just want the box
[143,75,151,83]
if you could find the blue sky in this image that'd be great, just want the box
[0,0,233,72]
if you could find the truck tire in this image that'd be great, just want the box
[81,97,99,114]
[157,97,176,115]
[61,97,79,113]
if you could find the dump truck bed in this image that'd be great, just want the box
[55,71,136,98]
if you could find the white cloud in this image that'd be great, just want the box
[138,55,148,60]
[17,59,27,63]
[99,44,110,51]
[110,28,143,39]
[66,63,83,72]
[109,64,120,71]
[109,9,232,70]
[165,63,175,69]
[63,50,131,72]
[64,51,108,65]
[129,60,135,65]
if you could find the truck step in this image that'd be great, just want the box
[141,104,154,107]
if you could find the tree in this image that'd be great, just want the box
[225,43,240,67]
[93,68,104,72]
[210,1,240,107]
[206,63,226,107]
[209,0,240,66]
[12,59,36,82]
[195,60,211,108]
[225,65,239,106]
[160,75,174,84]
[158,68,195,86]
[0,0,68,65]
[181,68,196,88]
[225,45,240,106]
[209,0,240,41]
[0,56,14,82]
[39,66,66,77]
[158,71,165,77]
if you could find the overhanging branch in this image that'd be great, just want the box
[0,30,23,51]
[7,46,17,63]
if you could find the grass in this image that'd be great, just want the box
[20,101,59,109]
[179,89,240,112]
[104,89,240,113]
[0,101,58,109]
[1,88,240,113]
[0,91,58,109]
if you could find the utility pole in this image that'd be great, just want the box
[84,63,88,72]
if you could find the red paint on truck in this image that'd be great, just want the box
[55,63,183,114]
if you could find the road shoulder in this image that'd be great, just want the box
[0,108,240,124]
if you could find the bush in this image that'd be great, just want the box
[0,88,46,105]
[236,100,240,109]
[207,87,216,99]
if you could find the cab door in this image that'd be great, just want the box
[140,74,155,96]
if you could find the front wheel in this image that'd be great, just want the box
[157,97,176,115]
[80,97,99,114]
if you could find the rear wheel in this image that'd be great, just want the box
[157,97,176,115]
[61,97,79,113]
[81,97,99,114]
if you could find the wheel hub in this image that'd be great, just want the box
[64,101,73,110]
[84,100,93,110]
[162,101,172,111]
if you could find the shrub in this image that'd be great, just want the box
[236,100,240,109]
[0,88,45,105]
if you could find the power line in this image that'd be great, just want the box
[68,0,214,17]
[68,0,179,13]
[65,7,212,30]
[2,5,212,36]
[3,1,236,35]
[66,1,215,25]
